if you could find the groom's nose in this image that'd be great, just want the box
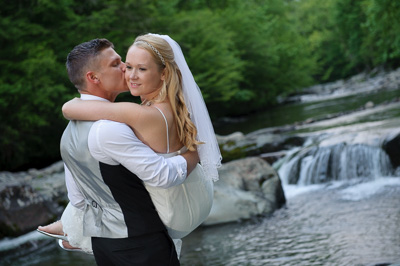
[121,62,126,72]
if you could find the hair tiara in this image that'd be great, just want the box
[135,40,166,66]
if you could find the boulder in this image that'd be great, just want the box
[0,162,67,238]
[204,157,286,225]
[218,130,305,163]
[383,133,400,168]
[0,185,58,238]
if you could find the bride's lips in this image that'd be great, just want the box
[130,82,140,88]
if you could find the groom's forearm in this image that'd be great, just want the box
[180,150,199,176]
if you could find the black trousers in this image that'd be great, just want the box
[91,231,180,266]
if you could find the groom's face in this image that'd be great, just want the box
[96,47,128,95]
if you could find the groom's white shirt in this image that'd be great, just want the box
[65,94,187,209]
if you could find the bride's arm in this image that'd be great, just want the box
[62,98,142,126]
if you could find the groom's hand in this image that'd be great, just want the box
[181,150,199,176]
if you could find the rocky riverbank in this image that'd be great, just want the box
[285,66,400,103]
[0,157,286,239]
[0,161,67,238]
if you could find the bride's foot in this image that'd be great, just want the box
[58,240,83,252]
[38,220,64,236]
[37,220,67,240]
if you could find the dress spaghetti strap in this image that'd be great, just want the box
[153,106,169,153]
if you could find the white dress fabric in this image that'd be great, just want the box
[145,107,214,239]
[61,202,93,254]
[61,107,214,255]
[145,156,214,239]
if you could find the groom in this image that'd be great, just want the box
[61,38,197,265]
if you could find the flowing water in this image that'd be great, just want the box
[213,89,400,135]
[2,177,399,266]
[1,88,400,265]
[179,178,400,266]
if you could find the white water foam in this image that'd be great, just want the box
[282,177,400,201]
[0,230,48,252]
[339,177,400,201]
[282,183,325,199]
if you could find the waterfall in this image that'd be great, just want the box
[278,143,393,185]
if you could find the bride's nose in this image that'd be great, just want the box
[129,69,138,79]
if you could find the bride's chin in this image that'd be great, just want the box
[129,90,140,97]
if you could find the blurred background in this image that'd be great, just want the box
[1,0,400,265]
[2,0,399,172]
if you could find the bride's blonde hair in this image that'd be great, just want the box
[133,34,202,151]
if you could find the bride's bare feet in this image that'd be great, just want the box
[38,221,81,251]
[60,240,81,251]
[38,220,65,236]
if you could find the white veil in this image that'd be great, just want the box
[149,33,222,181]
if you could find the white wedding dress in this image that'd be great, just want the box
[61,107,214,256]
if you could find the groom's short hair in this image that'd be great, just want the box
[66,38,114,90]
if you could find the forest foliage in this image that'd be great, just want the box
[1,0,399,171]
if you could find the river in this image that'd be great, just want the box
[179,178,400,265]
[1,85,400,265]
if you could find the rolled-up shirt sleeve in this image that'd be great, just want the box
[88,120,187,188]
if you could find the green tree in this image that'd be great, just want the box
[335,0,369,74]
[174,0,317,114]
[0,0,75,170]
[362,0,400,67]
[291,0,351,81]
[218,0,316,112]
[168,10,244,108]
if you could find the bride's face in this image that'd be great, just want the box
[125,46,165,99]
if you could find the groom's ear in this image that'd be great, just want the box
[86,71,99,84]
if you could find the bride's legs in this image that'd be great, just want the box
[38,220,64,236]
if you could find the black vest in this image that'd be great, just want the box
[100,163,166,236]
